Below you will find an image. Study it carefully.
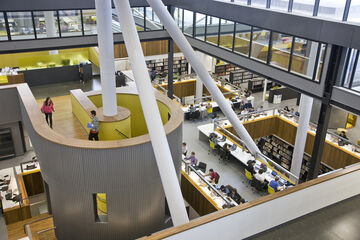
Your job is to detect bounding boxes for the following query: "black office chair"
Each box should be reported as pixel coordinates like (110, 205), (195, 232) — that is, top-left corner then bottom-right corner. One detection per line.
(251, 178), (267, 193)
(196, 162), (207, 173)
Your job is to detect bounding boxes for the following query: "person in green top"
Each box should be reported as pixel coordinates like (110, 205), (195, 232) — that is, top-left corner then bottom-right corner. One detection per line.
(89, 110), (99, 141)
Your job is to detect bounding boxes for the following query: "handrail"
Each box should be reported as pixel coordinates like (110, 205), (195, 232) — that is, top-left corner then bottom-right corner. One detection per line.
(181, 159), (232, 206)
(142, 161), (360, 240)
(114, 129), (129, 139)
(153, 83), (182, 103)
(37, 227), (56, 235)
(23, 215), (53, 234)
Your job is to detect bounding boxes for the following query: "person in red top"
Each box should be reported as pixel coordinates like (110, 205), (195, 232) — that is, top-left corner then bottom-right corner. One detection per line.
(41, 97), (55, 128)
(204, 168), (219, 184)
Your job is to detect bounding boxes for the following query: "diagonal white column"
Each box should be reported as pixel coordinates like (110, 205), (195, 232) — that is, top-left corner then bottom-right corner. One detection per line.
(113, 0), (189, 226)
(95, 0), (118, 116)
(290, 94), (313, 179)
(147, 0), (261, 156)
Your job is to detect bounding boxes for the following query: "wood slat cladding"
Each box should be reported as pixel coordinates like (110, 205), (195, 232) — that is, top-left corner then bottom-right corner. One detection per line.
(222, 116), (360, 170)
(181, 171), (219, 216)
(155, 79), (237, 99)
(114, 40), (181, 58)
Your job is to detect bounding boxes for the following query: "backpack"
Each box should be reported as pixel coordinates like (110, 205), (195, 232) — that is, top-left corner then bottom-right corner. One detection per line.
(215, 172), (220, 184)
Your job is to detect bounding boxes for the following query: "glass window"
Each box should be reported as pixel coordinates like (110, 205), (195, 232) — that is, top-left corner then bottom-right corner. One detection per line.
(82, 10), (97, 35)
(219, 19), (234, 51)
(206, 16), (219, 45)
(33, 11), (59, 38)
(234, 23), (251, 56)
(251, 0), (267, 7)
(145, 7), (163, 31)
(292, 0), (315, 16)
(347, 0), (360, 22)
(111, 9), (121, 33)
(58, 10), (82, 37)
(290, 38), (320, 80)
(7, 12), (35, 40)
(317, 0), (346, 20)
(0, 13), (8, 41)
(195, 13), (206, 41)
(251, 28), (270, 62)
(271, 0), (290, 11)
(270, 32), (293, 70)
(132, 7), (145, 31)
(183, 10), (194, 36)
(343, 49), (358, 88)
(351, 59), (360, 92)
(173, 7), (183, 30)
(94, 193), (108, 222)
(234, 0), (249, 4)
(315, 43), (326, 82)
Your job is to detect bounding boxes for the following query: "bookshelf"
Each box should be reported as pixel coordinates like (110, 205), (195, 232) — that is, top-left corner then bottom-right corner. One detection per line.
(146, 56), (189, 76)
(215, 63), (240, 76)
(257, 135), (334, 182)
(247, 78), (274, 93)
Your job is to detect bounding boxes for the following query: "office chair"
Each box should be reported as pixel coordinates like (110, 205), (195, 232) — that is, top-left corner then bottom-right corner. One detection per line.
(268, 185), (276, 194)
(197, 162), (207, 173)
(208, 140), (218, 156)
(251, 178), (266, 192)
(245, 169), (253, 181)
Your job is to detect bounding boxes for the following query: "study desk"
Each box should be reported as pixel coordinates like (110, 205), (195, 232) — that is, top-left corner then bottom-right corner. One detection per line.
(198, 120), (294, 186)
(181, 161), (237, 216)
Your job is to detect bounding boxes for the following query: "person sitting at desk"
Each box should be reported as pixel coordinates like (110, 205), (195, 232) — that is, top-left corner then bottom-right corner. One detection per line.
(338, 131), (349, 146)
(284, 106), (290, 112)
(223, 143), (231, 161)
(241, 108), (248, 115)
(182, 142), (188, 156)
(218, 185), (230, 196)
(254, 169), (268, 188)
(189, 104), (196, 112)
(184, 152), (197, 166)
(244, 88), (251, 97)
(204, 168), (219, 184)
(228, 188), (242, 204)
(246, 160), (256, 175)
(269, 177), (285, 192)
(257, 105), (264, 113)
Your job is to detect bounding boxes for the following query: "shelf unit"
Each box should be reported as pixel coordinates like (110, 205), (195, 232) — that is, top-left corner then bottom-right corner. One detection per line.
(229, 69), (257, 84)
(256, 135), (334, 182)
(247, 78), (274, 93)
(146, 56), (189, 76)
(215, 63), (240, 76)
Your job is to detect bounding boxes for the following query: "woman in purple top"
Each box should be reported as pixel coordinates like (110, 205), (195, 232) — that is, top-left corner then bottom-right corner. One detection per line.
(185, 152), (198, 166)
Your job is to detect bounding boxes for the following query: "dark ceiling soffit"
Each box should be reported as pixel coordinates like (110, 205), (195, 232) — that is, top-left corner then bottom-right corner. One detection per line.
(331, 87), (360, 115)
(165, 0), (360, 49)
(0, 30), (170, 54)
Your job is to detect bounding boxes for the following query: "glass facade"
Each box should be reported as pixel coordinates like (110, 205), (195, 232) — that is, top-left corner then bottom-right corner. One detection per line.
(183, 10), (194, 36)
(251, 0), (267, 8)
(0, 12), (8, 41)
(145, 7), (163, 31)
(174, 7), (183, 30)
(206, 16), (219, 45)
(219, 19), (234, 51)
(58, 10), (82, 37)
(251, 28), (270, 62)
(195, 13), (206, 41)
(347, 0), (360, 22)
(342, 49), (360, 92)
(270, 0), (289, 11)
(82, 10), (97, 35)
(234, 23), (251, 56)
(33, 11), (59, 38)
(7, 12), (35, 40)
(132, 7), (145, 31)
(270, 32), (293, 70)
(292, 0), (315, 16)
(317, 0), (346, 20)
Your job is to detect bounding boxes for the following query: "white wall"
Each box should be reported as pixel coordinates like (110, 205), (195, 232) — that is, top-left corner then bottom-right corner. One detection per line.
(164, 168), (360, 240)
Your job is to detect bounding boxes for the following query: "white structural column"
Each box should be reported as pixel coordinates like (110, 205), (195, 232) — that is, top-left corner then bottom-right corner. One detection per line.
(262, 79), (268, 102)
(44, 11), (56, 38)
(290, 94), (313, 179)
(95, 0), (118, 116)
(147, 0), (261, 156)
(113, 0), (189, 226)
(195, 52), (204, 102)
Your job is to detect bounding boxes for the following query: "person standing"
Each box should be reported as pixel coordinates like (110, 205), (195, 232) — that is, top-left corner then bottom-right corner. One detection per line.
(184, 152), (197, 166)
(88, 110), (99, 141)
(41, 97), (55, 129)
(182, 142), (188, 156)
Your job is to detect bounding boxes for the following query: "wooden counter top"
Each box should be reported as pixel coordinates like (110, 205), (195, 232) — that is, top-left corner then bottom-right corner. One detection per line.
(1, 83), (183, 149)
